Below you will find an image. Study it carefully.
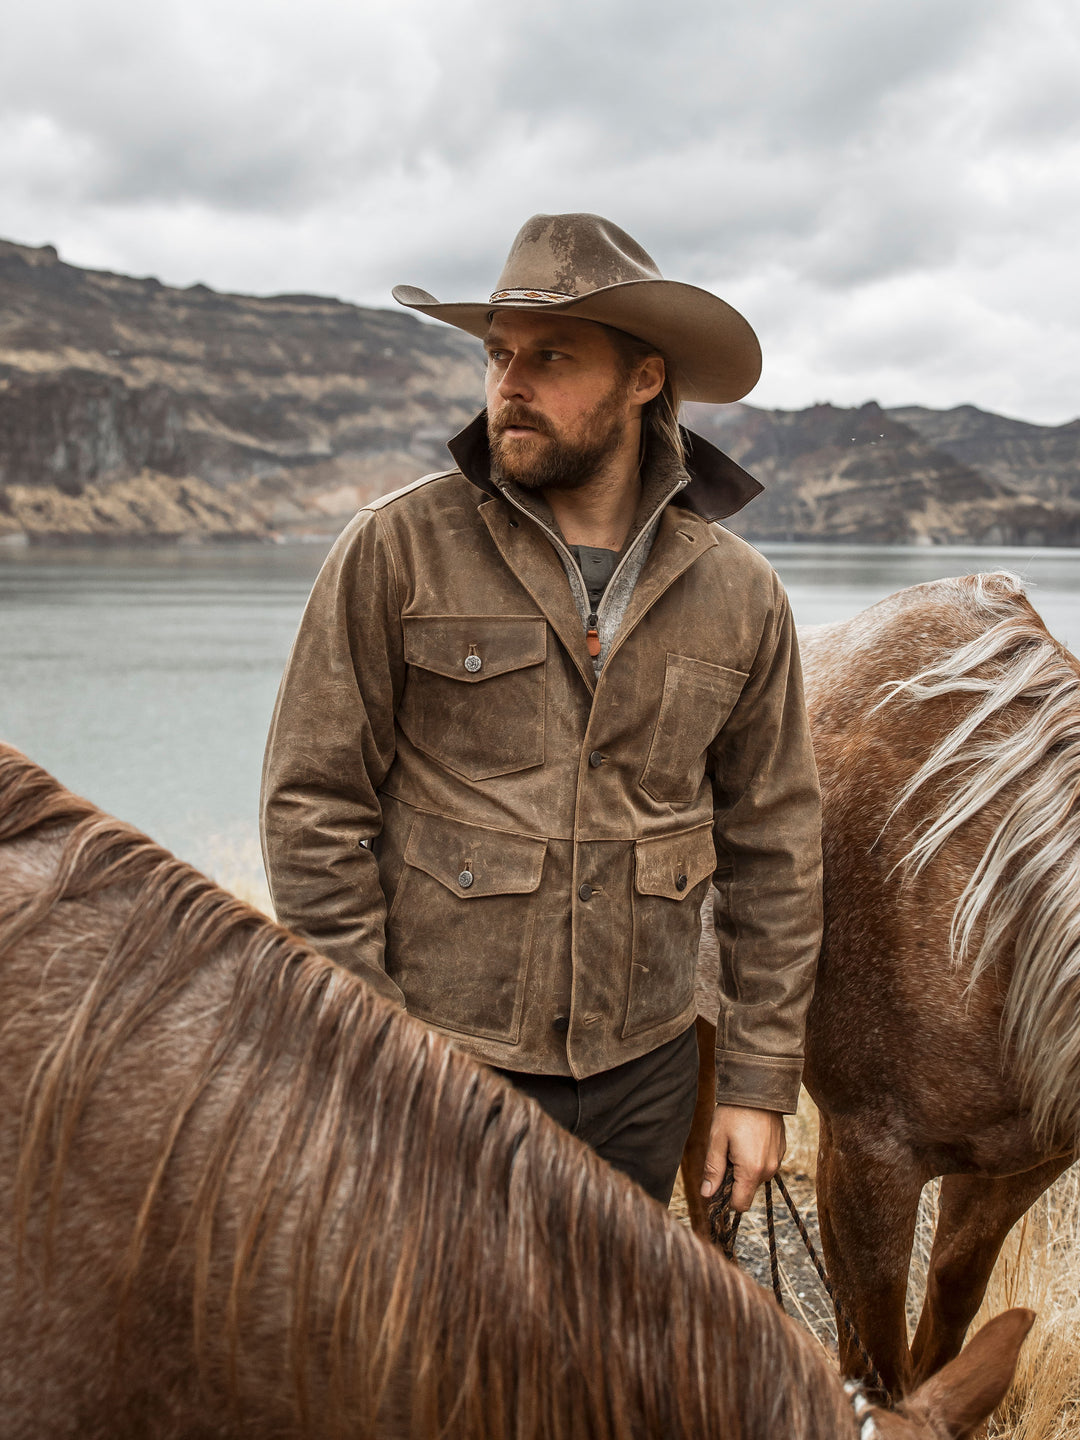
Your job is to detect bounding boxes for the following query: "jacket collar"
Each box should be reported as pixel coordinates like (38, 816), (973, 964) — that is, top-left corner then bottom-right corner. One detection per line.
(445, 410), (763, 523)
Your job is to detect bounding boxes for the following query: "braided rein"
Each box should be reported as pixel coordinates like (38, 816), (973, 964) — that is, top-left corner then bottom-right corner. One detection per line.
(707, 1163), (892, 1421)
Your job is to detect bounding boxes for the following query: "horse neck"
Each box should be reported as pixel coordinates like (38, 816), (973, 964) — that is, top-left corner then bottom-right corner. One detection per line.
(1, 812), (860, 1438)
(181, 997), (861, 1439)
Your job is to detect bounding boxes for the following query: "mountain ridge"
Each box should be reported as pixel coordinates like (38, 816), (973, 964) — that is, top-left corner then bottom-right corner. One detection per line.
(2, 238), (1078, 546)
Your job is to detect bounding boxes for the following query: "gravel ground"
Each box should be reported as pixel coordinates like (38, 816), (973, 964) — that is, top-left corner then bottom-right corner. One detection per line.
(670, 1168), (839, 1357)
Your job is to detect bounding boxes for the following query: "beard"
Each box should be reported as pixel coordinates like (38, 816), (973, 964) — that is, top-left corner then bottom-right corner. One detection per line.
(488, 389), (628, 493)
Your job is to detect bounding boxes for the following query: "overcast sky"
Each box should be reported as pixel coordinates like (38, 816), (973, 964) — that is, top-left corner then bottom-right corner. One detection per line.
(3, 0), (1078, 423)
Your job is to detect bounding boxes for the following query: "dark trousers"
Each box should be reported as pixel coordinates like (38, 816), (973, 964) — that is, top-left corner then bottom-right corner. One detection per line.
(492, 1025), (699, 1205)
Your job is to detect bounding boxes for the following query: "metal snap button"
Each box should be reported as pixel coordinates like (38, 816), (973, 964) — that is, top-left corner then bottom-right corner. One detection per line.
(578, 883), (593, 901)
(464, 654), (482, 673)
(552, 1015), (570, 1033)
(675, 873), (688, 891)
(588, 750), (603, 768)
(458, 869), (474, 888)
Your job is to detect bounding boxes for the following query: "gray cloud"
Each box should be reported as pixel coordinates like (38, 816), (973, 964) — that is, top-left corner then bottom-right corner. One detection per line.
(1, 0), (1077, 422)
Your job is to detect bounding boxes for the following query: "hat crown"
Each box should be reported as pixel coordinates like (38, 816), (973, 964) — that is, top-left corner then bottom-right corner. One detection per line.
(493, 213), (663, 300)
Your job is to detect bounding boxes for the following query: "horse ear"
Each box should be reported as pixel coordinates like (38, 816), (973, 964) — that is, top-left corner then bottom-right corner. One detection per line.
(905, 1308), (1035, 1439)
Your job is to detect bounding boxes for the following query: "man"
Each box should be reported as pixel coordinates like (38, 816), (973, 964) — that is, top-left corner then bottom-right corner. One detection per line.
(260, 213), (821, 1211)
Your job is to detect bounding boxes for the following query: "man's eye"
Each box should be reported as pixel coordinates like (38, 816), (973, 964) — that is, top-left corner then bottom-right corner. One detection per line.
(486, 351), (507, 363)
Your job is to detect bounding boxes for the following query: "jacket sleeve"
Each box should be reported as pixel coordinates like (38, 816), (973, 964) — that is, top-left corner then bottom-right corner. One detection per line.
(260, 508), (407, 1006)
(707, 574), (822, 1113)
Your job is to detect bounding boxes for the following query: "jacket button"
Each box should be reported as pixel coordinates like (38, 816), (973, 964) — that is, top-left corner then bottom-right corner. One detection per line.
(464, 654), (482, 673)
(588, 750), (603, 768)
(552, 1015), (570, 1033)
(458, 869), (474, 888)
(675, 873), (688, 891)
(578, 883), (593, 901)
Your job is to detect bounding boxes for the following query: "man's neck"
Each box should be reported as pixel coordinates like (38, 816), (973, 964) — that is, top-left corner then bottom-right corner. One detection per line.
(542, 433), (643, 551)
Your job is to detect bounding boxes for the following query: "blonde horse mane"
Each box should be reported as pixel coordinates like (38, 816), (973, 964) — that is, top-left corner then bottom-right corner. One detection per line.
(876, 573), (1080, 1142)
(0, 744), (853, 1438)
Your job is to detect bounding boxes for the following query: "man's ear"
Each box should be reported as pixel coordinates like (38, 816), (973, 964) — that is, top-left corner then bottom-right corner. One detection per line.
(631, 354), (665, 406)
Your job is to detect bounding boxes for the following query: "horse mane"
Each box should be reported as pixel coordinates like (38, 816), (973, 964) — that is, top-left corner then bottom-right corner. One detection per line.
(876, 572), (1080, 1142)
(0, 743), (855, 1439)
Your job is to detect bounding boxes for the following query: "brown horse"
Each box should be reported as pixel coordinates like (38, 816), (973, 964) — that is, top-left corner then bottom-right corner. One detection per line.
(685, 571), (1078, 1400)
(0, 741), (1031, 1439)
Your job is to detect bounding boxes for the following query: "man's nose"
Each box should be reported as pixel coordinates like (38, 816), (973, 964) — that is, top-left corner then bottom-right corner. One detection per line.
(495, 355), (533, 401)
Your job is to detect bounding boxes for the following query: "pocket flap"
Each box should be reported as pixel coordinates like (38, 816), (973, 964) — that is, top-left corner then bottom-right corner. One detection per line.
(403, 616), (547, 682)
(634, 824), (716, 901)
(405, 811), (548, 898)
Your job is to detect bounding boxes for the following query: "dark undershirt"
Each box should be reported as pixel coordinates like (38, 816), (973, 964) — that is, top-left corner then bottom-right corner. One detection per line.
(570, 544), (619, 612)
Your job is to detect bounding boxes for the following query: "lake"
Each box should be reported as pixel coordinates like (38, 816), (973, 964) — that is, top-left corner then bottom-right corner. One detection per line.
(2, 541), (1078, 901)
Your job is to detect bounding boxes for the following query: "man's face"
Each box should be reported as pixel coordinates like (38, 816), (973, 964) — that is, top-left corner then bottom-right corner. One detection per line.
(484, 312), (638, 492)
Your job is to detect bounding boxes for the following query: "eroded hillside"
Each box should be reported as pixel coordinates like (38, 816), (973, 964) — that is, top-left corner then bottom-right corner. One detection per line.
(2, 238), (1078, 545)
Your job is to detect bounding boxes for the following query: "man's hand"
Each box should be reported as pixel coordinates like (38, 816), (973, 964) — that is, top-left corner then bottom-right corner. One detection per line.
(700, 1104), (786, 1212)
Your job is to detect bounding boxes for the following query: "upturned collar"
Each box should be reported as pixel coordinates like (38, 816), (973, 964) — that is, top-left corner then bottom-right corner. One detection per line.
(446, 410), (763, 523)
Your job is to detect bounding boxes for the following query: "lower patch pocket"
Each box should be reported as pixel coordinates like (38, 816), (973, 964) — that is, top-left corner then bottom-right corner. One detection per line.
(623, 823), (716, 1039)
(386, 811), (548, 1043)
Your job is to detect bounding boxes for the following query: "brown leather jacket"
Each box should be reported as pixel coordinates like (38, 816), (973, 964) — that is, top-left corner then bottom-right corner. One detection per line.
(261, 417), (822, 1112)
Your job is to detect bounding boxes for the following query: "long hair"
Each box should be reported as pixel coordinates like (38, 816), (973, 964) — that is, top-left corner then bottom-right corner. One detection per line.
(604, 324), (686, 467)
(0, 742), (855, 1439)
(877, 572), (1080, 1142)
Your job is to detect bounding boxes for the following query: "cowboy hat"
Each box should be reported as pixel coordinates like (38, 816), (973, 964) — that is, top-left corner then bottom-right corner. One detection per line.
(393, 213), (762, 405)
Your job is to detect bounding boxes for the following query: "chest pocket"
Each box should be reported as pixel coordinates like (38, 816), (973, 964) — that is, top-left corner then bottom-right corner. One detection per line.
(398, 616), (547, 781)
(640, 653), (748, 804)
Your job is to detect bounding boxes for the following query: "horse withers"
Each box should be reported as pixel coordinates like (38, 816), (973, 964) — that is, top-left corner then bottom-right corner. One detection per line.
(0, 740), (1032, 1438)
(685, 572), (1078, 1401)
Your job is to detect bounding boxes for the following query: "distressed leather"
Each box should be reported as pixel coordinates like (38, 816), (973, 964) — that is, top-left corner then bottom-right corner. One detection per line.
(260, 431), (822, 1111)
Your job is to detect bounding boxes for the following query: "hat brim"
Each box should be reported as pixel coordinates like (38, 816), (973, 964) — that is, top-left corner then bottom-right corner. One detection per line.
(392, 278), (761, 405)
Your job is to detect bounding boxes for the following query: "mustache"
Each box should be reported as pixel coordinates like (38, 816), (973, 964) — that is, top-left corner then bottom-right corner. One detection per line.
(489, 404), (554, 438)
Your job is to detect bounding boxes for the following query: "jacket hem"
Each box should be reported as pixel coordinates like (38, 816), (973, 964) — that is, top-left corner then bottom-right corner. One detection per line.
(419, 1005), (698, 1081)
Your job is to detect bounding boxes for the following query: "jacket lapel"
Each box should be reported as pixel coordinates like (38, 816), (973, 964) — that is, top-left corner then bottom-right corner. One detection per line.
(479, 498), (599, 693)
(600, 507), (718, 674)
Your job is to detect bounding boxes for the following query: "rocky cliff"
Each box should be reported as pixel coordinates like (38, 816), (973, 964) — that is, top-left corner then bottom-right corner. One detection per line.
(0, 238), (483, 542)
(889, 404), (1080, 506)
(2, 237), (1078, 545)
(686, 400), (1080, 546)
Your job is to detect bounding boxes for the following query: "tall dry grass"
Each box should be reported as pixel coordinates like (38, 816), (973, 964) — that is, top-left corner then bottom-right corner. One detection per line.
(934, 1166), (1080, 1439)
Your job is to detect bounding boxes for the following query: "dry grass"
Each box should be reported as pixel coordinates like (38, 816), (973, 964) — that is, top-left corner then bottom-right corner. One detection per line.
(959, 1167), (1080, 1439)
(782, 1084), (822, 1181)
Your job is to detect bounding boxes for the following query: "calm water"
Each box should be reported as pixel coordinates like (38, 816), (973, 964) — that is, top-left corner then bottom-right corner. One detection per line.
(2, 541), (1079, 890)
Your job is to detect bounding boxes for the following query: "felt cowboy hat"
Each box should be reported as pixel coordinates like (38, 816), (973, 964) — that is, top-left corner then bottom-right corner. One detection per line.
(393, 212), (762, 405)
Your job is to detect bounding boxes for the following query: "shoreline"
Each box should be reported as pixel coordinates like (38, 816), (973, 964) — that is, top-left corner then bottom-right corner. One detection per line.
(5, 531), (1080, 557)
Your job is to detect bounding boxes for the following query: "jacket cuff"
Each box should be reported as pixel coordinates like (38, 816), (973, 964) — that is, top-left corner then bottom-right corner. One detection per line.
(714, 1049), (804, 1114)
